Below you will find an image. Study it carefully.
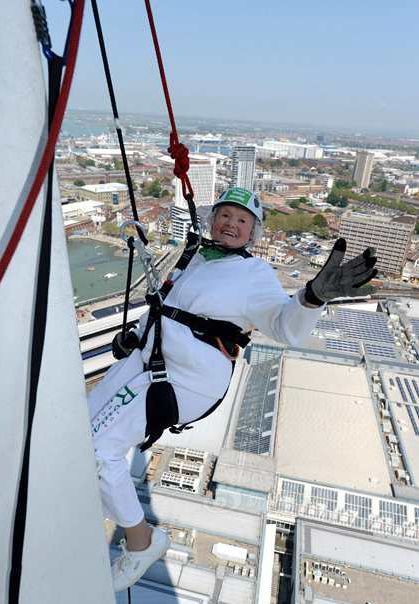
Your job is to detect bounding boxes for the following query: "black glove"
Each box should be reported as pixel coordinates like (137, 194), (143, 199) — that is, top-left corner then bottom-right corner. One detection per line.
(112, 330), (140, 360)
(304, 238), (377, 306)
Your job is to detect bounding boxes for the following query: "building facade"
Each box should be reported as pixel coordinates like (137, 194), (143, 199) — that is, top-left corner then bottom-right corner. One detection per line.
(261, 140), (323, 160)
(339, 211), (415, 274)
(353, 151), (374, 189)
(231, 146), (256, 190)
(170, 206), (192, 241)
(175, 154), (216, 209)
(78, 182), (128, 206)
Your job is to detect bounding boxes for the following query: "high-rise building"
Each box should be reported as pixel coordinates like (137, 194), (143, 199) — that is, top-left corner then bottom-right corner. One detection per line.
(175, 154), (216, 209)
(231, 146), (256, 190)
(170, 206), (192, 241)
(353, 151), (374, 189)
(339, 211), (415, 275)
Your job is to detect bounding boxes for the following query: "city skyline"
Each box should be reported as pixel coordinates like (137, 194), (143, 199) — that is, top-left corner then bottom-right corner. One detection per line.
(44, 0), (419, 136)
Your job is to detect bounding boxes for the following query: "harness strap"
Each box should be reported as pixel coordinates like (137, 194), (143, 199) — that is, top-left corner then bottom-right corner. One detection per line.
(160, 305), (251, 348)
(169, 362), (236, 435)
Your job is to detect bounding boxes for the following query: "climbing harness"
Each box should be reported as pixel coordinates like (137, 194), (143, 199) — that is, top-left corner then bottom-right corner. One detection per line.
(7, 3), (85, 603)
(133, 230), (252, 452)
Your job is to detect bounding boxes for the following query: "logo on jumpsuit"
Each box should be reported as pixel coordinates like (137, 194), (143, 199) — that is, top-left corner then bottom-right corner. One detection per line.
(91, 385), (137, 435)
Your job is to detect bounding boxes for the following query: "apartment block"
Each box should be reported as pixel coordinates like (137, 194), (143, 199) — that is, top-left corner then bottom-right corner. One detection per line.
(175, 154), (216, 209)
(353, 151), (374, 189)
(339, 211), (415, 275)
(231, 146), (256, 190)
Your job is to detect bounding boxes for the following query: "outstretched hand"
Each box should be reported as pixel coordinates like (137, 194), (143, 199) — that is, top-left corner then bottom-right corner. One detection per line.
(304, 238), (378, 306)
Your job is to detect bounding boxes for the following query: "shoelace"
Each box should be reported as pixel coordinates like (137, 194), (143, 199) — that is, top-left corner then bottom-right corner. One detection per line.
(116, 538), (131, 571)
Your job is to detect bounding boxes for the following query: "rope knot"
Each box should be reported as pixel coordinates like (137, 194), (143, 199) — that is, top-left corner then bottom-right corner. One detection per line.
(168, 133), (189, 179)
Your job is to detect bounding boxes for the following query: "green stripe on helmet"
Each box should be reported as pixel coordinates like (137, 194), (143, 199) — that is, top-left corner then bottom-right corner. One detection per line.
(221, 187), (253, 206)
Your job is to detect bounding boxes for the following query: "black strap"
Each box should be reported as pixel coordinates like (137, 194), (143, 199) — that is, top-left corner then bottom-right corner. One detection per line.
(121, 236), (135, 339)
(90, 0), (147, 245)
(140, 379), (179, 452)
(170, 362), (236, 435)
(161, 305), (251, 348)
(8, 54), (63, 604)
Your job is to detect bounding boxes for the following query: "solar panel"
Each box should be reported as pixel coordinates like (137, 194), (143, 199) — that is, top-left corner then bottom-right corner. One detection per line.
(404, 378), (417, 404)
(233, 359), (278, 455)
(395, 376), (408, 402)
(406, 405), (419, 436)
(410, 319), (419, 339)
(314, 308), (399, 360)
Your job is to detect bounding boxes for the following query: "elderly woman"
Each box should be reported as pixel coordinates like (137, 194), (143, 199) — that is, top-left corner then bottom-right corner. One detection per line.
(88, 187), (377, 591)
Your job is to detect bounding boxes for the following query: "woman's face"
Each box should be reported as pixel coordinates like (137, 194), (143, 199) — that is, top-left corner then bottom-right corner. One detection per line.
(211, 204), (255, 248)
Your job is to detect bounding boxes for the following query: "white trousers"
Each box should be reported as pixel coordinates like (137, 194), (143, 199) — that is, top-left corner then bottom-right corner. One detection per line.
(88, 350), (215, 527)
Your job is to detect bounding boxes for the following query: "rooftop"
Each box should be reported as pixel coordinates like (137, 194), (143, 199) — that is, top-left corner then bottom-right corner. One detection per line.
(81, 182), (128, 193)
(274, 355), (392, 495)
(380, 368), (419, 486)
(296, 519), (419, 604)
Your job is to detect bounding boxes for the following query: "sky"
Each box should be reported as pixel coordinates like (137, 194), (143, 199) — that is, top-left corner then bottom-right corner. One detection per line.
(44, 0), (419, 135)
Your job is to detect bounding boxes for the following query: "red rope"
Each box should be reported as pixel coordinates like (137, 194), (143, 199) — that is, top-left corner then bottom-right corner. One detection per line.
(0, 0), (85, 282)
(143, 0), (195, 205)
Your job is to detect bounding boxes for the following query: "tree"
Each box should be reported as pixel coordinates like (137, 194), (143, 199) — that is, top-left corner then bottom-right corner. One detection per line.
(73, 179), (86, 187)
(142, 179), (162, 198)
(335, 179), (352, 189)
(327, 190), (348, 208)
(289, 199), (301, 209)
(371, 179), (388, 193)
(76, 157), (95, 168)
(102, 222), (120, 237)
(313, 214), (327, 228)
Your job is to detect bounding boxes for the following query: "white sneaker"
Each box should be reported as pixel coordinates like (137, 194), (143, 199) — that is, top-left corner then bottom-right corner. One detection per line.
(112, 527), (170, 592)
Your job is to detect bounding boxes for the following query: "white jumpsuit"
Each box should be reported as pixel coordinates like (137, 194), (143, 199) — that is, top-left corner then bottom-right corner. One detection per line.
(88, 252), (324, 526)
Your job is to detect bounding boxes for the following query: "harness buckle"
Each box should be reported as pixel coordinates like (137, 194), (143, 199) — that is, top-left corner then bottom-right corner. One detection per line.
(149, 369), (169, 383)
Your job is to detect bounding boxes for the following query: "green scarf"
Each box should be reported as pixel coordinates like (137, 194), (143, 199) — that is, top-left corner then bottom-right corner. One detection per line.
(199, 246), (228, 261)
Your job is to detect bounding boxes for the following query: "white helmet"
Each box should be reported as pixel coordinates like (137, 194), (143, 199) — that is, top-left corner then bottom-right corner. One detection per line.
(213, 187), (263, 223)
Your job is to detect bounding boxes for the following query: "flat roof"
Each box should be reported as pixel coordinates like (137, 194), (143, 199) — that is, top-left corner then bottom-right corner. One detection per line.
(380, 369), (419, 486)
(62, 200), (104, 213)
(213, 449), (275, 493)
(82, 182), (128, 192)
(297, 519), (419, 580)
(275, 356), (392, 495)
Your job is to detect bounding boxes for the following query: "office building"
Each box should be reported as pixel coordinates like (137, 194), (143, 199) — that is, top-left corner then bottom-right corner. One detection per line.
(175, 154), (216, 209)
(231, 146), (256, 190)
(353, 150), (374, 188)
(261, 140), (323, 160)
(339, 211), (415, 275)
(170, 205), (192, 241)
(77, 182), (128, 206)
(292, 519), (419, 604)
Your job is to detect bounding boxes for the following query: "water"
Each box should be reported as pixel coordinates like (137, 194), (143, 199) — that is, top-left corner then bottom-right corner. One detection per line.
(67, 239), (143, 304)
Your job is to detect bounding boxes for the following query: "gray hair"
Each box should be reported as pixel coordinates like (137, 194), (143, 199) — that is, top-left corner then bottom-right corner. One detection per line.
(206, 206), (264, 247)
